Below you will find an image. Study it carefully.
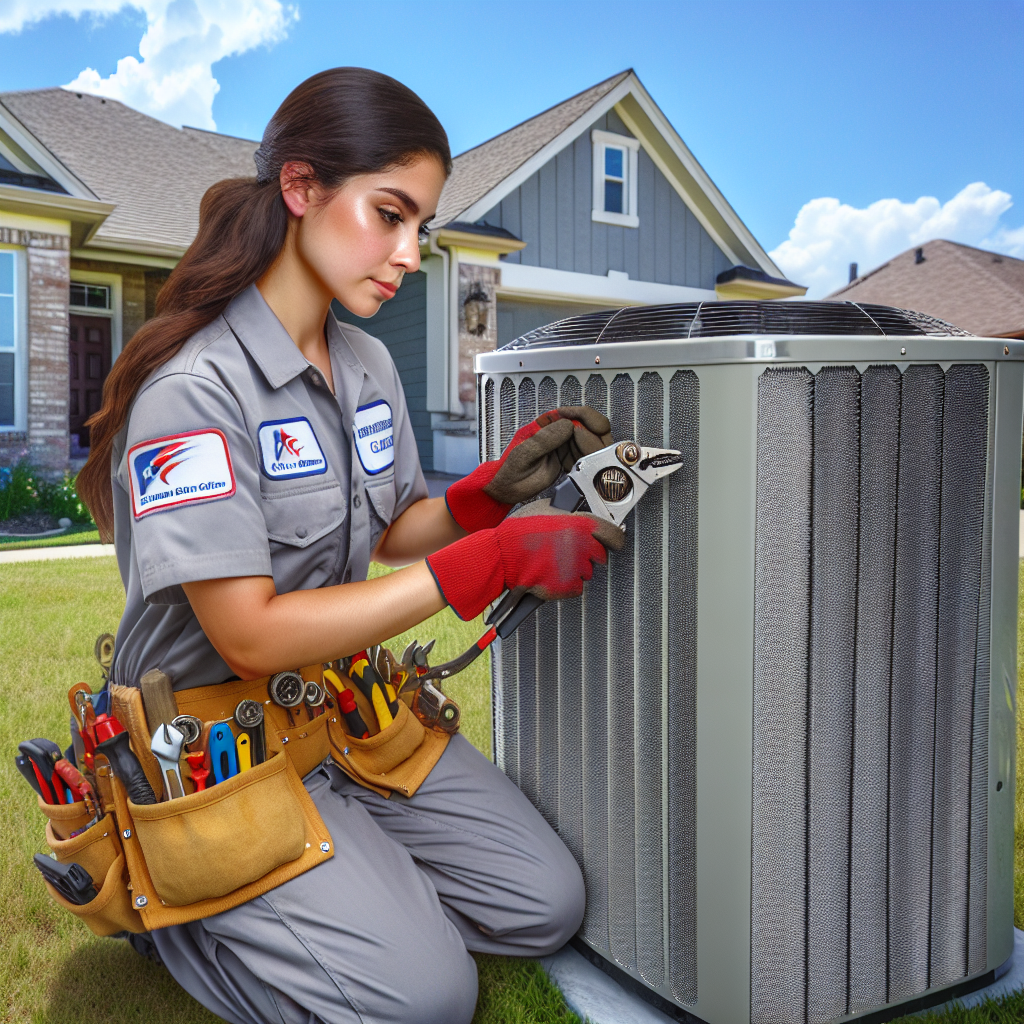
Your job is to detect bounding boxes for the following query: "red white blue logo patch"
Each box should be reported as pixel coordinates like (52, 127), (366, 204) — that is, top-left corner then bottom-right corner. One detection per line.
(128, 429), (235, 518)
(352, 400), (394, 475)
(257, 417), (327, 480)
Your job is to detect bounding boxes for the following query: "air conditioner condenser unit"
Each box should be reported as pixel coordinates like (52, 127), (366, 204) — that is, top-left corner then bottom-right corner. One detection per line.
(476, 301), (1022, 1024)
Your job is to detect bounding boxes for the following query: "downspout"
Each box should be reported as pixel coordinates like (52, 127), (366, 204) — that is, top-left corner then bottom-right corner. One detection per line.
(427, 231), (461, 417)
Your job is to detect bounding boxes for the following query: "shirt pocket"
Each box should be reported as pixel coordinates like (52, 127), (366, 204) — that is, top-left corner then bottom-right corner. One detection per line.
(366, 475), (397, 553)
(261, 480), (347, 548)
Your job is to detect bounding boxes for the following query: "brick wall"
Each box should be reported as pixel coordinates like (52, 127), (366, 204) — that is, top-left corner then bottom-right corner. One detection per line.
(0, 228), (70, 474)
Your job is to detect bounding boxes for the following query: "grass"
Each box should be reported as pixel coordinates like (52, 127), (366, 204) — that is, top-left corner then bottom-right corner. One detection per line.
(0, 526), (101, 551)
(0, 556), (572, 1024)
(2, 556), (1023, 1024)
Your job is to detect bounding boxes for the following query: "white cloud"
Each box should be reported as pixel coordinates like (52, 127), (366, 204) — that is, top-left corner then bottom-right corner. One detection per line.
(770, 182), (1022, 298)
(0, 0), (296, 130)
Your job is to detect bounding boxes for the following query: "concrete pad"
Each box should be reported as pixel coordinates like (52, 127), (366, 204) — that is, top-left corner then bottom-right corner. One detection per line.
(0, 543), (115, 564)
(920, 927), (1024, 1015)
(540, 945), (677, 1024)
(542, 929), (1024, 1024)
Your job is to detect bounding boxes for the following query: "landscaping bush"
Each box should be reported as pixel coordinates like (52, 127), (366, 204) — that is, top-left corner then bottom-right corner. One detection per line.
(0, 460), (93, 525)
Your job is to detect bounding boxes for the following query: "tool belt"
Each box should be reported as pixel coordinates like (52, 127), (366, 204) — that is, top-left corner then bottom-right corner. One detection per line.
(36, 660), (454, 935)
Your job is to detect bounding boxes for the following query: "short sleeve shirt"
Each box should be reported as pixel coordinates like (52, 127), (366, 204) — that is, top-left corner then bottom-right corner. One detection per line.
(109, 284), (427, 691)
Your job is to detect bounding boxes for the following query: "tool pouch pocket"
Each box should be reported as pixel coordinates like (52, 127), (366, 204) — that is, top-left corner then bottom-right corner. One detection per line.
(128, 750), (305, 907)
(37, 793), (94, 841)
(276, 710), (330, 781)
(44, 852), (144, 936)
(329, 701), (449, 799)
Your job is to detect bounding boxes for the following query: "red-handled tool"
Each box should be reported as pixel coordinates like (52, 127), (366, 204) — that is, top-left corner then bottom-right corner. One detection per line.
(186, 751), (209, 793)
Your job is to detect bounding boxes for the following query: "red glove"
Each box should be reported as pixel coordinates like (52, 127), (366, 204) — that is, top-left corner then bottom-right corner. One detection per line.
(445, 406), (613, 533)
(427, 499), (625, 620)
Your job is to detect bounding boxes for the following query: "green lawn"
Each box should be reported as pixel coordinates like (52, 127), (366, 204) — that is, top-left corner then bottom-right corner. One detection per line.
(1, 556), (1022, 1024)
(0, 525), (101, 550)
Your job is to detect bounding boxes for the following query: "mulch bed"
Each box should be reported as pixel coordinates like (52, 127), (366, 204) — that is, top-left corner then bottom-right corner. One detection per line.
(0, 512), (63, 535)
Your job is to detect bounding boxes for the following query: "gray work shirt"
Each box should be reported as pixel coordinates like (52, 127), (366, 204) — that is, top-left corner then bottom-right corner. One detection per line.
(109, 284), (427, 691)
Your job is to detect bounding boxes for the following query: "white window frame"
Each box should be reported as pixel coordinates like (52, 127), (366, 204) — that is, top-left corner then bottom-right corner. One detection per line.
(0, 245), (27, 433)
(69, 269), (122, 360)
(592, 129), (640, 228)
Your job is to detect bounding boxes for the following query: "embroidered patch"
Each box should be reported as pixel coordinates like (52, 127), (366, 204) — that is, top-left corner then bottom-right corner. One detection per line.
(352, 400), (394, 475)
(257, 417), (328, 480)
(128, 429), (235, 518)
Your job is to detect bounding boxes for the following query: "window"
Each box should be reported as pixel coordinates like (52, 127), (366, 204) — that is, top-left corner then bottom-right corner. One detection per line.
(0, 249), (23, 429)
(69, 282), (111, 310)
(592, 129), (640, 228)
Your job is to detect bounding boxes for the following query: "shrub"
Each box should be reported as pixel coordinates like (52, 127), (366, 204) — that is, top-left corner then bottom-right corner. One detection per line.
(0, 460), (94, 525)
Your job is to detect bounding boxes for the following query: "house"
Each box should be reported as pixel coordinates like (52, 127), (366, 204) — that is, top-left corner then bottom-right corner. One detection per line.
(0, 87), (256, 473)
(334, 69), (804, 473)
(828, 239), (1024, 340)
(0, 71), (802, 477)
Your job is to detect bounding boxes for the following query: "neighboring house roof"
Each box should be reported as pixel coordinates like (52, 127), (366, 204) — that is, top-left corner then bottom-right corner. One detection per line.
(433, 71), (630, 227)
(0, 88), (257, 258)
(827, 239), (1024, 338)
(433, 69), (782, 279)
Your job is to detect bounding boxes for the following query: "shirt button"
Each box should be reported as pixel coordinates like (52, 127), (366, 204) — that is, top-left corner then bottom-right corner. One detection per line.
(353, 494), (362, 508)
(309, 372), (321, 387)
(296, 526), (308, 538)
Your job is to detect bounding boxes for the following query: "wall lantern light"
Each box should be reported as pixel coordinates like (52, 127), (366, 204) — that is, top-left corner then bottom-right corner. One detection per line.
(464, 284), (489, 336)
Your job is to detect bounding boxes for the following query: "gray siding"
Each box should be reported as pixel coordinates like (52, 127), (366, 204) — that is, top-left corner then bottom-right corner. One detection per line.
(332, 270), (432, 470)
(498, 298), (614, 348)
(483, 110), (732, 290)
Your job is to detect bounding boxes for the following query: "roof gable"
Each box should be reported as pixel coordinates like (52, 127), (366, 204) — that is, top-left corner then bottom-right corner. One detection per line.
(434, 70), (780, 277)
(827, 239), (1024, 338)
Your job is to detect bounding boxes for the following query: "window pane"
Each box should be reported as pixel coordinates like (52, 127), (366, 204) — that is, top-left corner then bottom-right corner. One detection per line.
(70, 282), (86, 307)
(0, 295), (14, 347)
(0, 251), (13, 295)
(604, 146), (623, 178)
(0, 351), (13, 425)
(604, 179), (624, 214)
(87, 284), (110, 309)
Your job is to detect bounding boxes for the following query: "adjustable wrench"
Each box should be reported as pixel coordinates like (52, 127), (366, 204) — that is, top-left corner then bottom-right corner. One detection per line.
(150, 722), (186, 800)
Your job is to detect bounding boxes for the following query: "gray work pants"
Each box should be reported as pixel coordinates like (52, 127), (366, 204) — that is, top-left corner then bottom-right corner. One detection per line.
(150, 736), (585, 1024)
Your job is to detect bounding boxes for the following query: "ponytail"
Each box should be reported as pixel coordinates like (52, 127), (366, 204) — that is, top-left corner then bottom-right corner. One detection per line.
(78, 68), (451, 539)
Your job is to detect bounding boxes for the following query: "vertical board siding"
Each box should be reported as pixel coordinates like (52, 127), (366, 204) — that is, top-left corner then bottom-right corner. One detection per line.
(752, 364), (990, 1023)
(331, 271), (431, 467)
(485, 112), (728, 288)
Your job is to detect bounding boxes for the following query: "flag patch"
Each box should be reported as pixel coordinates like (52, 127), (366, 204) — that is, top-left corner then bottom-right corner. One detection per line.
(257, 417), (328, 480)
(128, 429), (235, 518)
(353, 400), (394, 475)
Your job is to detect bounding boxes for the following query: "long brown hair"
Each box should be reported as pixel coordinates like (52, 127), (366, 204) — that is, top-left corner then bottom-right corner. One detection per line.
(79, 68), (451, 539)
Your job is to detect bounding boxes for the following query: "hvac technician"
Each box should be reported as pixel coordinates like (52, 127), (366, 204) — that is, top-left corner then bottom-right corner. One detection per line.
(76, 68), (621, 1024)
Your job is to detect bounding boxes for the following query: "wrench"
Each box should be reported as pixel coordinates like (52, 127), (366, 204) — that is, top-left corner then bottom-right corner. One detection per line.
(150, 722), (186, 800)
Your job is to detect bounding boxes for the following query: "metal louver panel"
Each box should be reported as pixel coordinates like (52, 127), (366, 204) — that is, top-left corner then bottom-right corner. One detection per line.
(487, 367), (700, 1006)
(751, 363), (990, 1023)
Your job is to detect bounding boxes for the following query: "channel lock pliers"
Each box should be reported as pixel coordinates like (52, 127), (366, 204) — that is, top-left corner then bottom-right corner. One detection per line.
(420, 439), (684, 683)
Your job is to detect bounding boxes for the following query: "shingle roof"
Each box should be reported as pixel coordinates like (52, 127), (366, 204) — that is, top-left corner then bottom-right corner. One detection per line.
(432, 70), (631, 227)
(0, 88), (257, 255)
(827, 239), (1024, 338)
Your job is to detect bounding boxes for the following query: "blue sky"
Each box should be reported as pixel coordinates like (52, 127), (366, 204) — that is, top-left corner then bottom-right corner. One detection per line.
(0, 0), (1021, 295)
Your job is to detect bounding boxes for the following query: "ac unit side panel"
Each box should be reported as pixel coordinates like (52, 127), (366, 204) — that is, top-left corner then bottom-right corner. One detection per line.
(987, 360), (1024, 972)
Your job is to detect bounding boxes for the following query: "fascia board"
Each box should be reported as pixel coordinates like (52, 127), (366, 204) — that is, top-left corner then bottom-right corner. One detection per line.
(614, 84), (782, 276)
(455, 76), (636, 226)
(0, 183), (113, 224)
(83, 232), (188, 259)
(0, 104), (98, 201)
(497, 261), (715, 306)
(70, 247), (178, 269)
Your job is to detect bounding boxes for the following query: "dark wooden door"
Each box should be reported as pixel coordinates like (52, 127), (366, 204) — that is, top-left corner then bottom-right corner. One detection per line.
(69, 314), (111, 448)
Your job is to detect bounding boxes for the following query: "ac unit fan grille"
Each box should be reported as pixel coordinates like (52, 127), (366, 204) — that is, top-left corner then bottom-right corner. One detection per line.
(502, 301), (973, 350)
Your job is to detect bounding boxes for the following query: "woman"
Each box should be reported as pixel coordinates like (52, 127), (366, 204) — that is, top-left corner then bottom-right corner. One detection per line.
(78, 68), (620, 1024)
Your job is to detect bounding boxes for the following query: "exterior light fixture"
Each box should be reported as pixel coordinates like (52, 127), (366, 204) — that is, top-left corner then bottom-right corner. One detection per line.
(463, 284), (489, 336)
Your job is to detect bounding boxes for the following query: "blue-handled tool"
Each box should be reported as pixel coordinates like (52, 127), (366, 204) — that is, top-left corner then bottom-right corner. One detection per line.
(208, 722), (238, 784)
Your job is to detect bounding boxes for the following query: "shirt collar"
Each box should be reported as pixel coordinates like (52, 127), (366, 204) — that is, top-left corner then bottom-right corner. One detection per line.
(222, 284), (312, 390)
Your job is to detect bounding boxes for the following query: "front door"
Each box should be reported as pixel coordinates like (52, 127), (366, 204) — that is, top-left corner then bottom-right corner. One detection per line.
(69, 314), (111, 448)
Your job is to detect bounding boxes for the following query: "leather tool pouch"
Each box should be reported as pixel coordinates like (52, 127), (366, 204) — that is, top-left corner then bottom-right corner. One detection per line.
(39, 668), (334, 932)
(327, 672), (450, 799)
